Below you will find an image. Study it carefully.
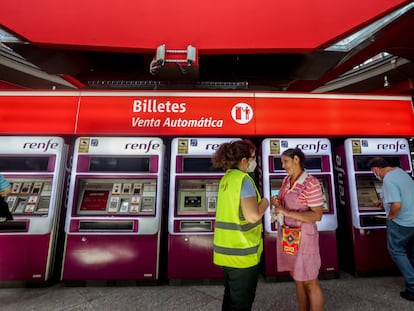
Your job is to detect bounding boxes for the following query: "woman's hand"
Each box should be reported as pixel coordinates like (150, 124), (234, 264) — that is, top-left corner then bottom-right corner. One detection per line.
(270, 196), (281, 208)
(274, 206), (288, 217)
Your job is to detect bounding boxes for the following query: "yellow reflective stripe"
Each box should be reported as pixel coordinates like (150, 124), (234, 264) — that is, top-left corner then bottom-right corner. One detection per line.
(215, 220), (261, 231)
(213, 244), (260, 256)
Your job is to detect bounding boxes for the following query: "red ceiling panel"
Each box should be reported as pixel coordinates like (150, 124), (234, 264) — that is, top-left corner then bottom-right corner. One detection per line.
(0, 0), (409, 53)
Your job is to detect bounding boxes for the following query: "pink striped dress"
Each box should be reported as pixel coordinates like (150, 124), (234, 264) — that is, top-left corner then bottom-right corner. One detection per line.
(276, 171), (324, 281)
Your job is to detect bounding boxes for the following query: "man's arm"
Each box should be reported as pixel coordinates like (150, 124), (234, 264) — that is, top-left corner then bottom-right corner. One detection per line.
(388, 202), (402, 220)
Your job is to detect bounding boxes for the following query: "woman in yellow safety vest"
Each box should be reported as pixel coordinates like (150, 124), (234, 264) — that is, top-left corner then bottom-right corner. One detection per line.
(212, 139), (269, 311)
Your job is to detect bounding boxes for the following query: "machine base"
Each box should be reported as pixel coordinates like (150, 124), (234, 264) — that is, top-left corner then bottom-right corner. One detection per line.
(0, 234), (52, 282)
(350, 228), (396, 275)
(62, 233), (160, 281)
(168, 234), (223, 281)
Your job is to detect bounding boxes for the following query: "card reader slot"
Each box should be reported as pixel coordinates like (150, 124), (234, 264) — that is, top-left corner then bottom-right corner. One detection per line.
(78, 220), (134, 231)
(180, 220), (212, 232)
(0, 221), (28, 232)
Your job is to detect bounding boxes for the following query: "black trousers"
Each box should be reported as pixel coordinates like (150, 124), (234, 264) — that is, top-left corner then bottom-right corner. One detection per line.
(0, 196), (13, 220)
(222, 264), (260, 311)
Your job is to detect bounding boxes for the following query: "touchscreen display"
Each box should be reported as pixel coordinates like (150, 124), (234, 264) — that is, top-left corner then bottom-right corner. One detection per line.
(80, 191), (109, 211)
(356, 176), (382, 211)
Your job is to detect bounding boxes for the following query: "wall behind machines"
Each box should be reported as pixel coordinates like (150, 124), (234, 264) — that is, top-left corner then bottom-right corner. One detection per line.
(1, 91), (413, 284)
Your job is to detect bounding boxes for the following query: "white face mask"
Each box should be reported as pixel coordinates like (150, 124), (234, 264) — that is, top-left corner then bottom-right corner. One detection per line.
(247, 159), (257, 172)
(372, 168), (382, 181)
(374, 173), (382, 181)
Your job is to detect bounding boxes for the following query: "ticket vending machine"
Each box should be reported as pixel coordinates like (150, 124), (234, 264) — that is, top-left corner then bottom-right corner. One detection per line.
(0, 136), (67, 283)
(61, 137), (165, 282)
(334, 138), (412, 275)
(261, 138), (338, 279)
(168, 137), (239, 282)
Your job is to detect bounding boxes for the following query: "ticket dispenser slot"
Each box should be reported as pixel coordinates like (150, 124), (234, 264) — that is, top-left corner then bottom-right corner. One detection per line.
(78, 220), (134, 231)
(179, 220), (213, 232)
(0, 221), (28, 232)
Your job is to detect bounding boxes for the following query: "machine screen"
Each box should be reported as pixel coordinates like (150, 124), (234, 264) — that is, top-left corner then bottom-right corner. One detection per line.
(0, 156), (50, 172)
(356, 176), (382, 211)
(89, 157), (150, 172)
(305, 157), (323, 171)
(319, 177), (331, 212)
(354, 155), (401, 171)
(182, 157), (223, 173)
(80, 191), (109, 211)
(270, 178), (283, 197)
(177, 179), (219, 215)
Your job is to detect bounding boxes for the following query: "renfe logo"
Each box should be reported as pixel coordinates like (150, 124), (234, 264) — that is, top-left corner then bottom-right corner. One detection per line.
(334, 154), (346, 206)
(23, 139), (59, 152)
(376, 140), (407, 152)
(296, 140), (328, 153)
(125, 140), (161, 153)
(205, 143), (220, 151)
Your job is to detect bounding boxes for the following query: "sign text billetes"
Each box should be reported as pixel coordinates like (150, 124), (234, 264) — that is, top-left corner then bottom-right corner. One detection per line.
(76, 96), (255, 135)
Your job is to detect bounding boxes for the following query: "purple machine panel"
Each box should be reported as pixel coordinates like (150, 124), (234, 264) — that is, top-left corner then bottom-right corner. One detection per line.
(261, 138), (339, 280)
(333, 138), (412, 275)
(167, 137), (240, 282)
(61, 137), (164, 282)
(0, 136), (67, 284)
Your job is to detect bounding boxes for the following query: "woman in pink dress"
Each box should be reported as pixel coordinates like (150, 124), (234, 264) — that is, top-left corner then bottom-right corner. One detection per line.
(271, 148), (325, 311)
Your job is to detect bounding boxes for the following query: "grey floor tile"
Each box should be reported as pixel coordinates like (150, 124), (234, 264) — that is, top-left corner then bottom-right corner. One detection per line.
(1, 273), (414, 310)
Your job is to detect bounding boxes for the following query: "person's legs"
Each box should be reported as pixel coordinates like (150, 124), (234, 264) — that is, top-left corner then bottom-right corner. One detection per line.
(293, 280), (309, 311)
(222, 267), (231, 311)
(303, 279), (324, 311)
(408, 235), (414, 268)
(222, 265), (259, 311)
(387, 220), (414, 292)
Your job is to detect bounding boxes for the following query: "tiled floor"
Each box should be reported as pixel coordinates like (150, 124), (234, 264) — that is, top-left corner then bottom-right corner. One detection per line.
(0, 272), (413, 311)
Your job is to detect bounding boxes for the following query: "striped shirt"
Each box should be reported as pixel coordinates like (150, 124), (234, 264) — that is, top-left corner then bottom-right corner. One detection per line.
(279, 171), (324, 208)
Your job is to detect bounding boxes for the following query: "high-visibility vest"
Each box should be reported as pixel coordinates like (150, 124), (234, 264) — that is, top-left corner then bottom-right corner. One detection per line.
(213, 169), (263, 268)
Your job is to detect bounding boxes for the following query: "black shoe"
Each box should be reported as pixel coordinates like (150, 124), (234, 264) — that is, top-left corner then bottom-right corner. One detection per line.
(400, 289), (414, 301)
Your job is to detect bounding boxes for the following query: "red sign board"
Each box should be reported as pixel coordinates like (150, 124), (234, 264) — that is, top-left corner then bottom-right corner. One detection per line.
(0, 92), (79, 135)
(1, 91), (413, 136)
(76, 92), (256, 135)
(254, 94), (414, 136)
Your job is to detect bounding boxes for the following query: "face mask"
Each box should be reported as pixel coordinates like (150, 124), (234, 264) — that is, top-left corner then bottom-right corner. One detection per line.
(247, 159), (257, 172)
(374, 173), (382, 181)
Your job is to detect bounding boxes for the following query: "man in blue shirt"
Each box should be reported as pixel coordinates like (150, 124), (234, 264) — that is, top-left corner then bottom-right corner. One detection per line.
(368, 157), (414, 302)
(0, 174), (12, 221)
